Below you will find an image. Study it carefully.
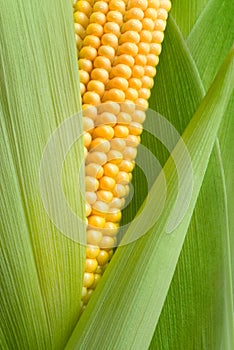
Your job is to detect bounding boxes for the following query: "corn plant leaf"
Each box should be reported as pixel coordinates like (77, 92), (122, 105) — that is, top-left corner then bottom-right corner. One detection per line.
(0, 1), (86, 348)
(65, 36), (234, 350)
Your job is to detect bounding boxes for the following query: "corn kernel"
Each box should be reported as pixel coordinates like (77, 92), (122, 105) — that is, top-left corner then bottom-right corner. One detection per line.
(103, 163), (119, 177)
(85, 176), (99, 191)
(110, 64), (132, 79)
(123, 146), (138, 160)
(114, 125), (129, 138)
(94, 56), (112, 71)
(124, 8), (144, 21)
(129, 77), (142, 90)
(85, 191), (97, 205)
(86, 151), (107, 165)
(116, 171), (130, 185)
(85, 258), (98, 273)
(141, 75), (154, 89)
(84, 132), (92, 147)
(119, 31), (140, 44)
(97, 250), (110, 265)
(92, 125), (115, 140)
(142, 18), (155, 31)
(83, 35), (101, 49)
(101, 34), (119, 49)
(107, 77), (129, 91)
(125, 87), (138, 101)
(98, 46), (116, 61)
(104, 22), (121, 36)
(88, 215), (106, 228)
(99, 236), (116, 248)
(99, 176), (116, 191)
(87, 80), (105, 97)
(83, 272), (95, 287)
(127, 0), (148, 10)
(92, 201), (109, 216)
(92, 273), (101, 288)
(86, 245), (100, 258)
(117, 112), (132, 125)
(86, 23), (104, 37)
(106, 11), (123, 25)
(83, 91), (101, 105)
(103, 89), (126, 103)
(74, 12), (89, 27)
(107, 150), (123, 164)
(113, 54), (135, 67)
(79, 70), (90, 85)
(106, 208), (122, 222)
(90, 12), (106, 25)
(74, 1), (92, 15)
(90, 138), (111, 153)
(86, 203), (92, 217)
(93, 1), (109, 14)
(109, 0), (126, 13)
(91, 68), (109, 83)
(96, 190), (114, 203)
(86, 163), (104, 179)
(79, 47), (97, 60)
(102, 221), (119, 235)
(119, 159), (135, 172)
(79, 58), (93, 72)
(110, 138), (126, 151)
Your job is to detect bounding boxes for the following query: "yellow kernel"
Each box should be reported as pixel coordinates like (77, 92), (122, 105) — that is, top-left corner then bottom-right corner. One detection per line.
(85, 176), (99, 191)
(109, 197), (125, 209)
(98, 45), (116, 61)
(148, 0), (160, 8)
(99, 176), (116, 191)
(85, 191), (97, 205)
(103, 163), (119, 178)
(96, 190), (114, 203)
(144, 65), (156, 77)
(113, 54), (135, 67)
(79, 70), (90, 84)
(104, 22), (121, 36)
(109, 0), (125, 13)
(117, 43), (138, 56)
(86, 163), (104, 179)
(103, 89), (126, 103)
(93, 1), (109, 13)
(74, 12), (89, 27)
(125, 87), (138, 101)
(154, 19), (167, 32)
(102, 222), (119, 235)
(107, 77), (129, 91)
(147, 53), (159, 66)
(87, 80), (105, 97)
(92, 125), (115, 140)
(98, 102), (121, 115)
(90, 138), (111, 153)
(83, 91), (101, 105)
(82, 105), (97, 120)
(116, 171), (130, 185)
(81, 286), (87, 299)
(113, 183), (127, 197)
(138, 42), (150, 55)
(141, 76), (154, 89)
(95, 265), (103, 274)
(94, 56), (112, 71)
(95, 112), (117, 127)
(110, 138), (126, 151)
(114, 125), (129, 138)
(138, 88), (151, 99)
(128, 121), (143, 136)
(123, 146), (138, 160)
(157, 8), (169, 20)
(97, 250), (109, 265)
(83, 116), (94, 132)
(140, 30), (153, 43)
(124, 8), (144, 21)
(101, 33), (119, 49)
(85, 258), (98, 273)
(135, 98), (149, 110)
(142, 18), (155, 31)
(128, 78), (141, 90)
(83, 272), (94, 287)
(86, 23), (104, 37)
(127, 0), (148, 10)
(134, 54), (147, 66)
(150, 43), (162, 56)
(87, 230), (103, 245)
(86, 202), (92, 217)
(144, 8), (158, 20)
(74, 1), (92, 15)
(107, 150), (123, 164)
(117, 112), (132, 125)
(91, 68), (109, 83)
(160, 0), (172, 11)
(107, 11), (123, 25)
(120, 100), (136, 113)
(86, 245), (100, 258)
(132, 65), (145, 78)
(83, 289), (94, 304)
(152, 31), (164, 43)
(99, 236), (116, 248)
(83, 35), (101, 49)
(126, 134), (140, 147)
(106, 208), (122, 222)
(90, 11), (106, 25)
(75, 34), (82, 50)
(86, 151), (107, 165)
(84, 132), (92, 148)
(92, 201), (109, 216)
(92, 273), (102, 288)
(88, 215), (106, 228)
(80, 82), (86, 95)
(119, 31), (140, 44)
(74, 23), (86, 39)
(79, 47), (97, 60)
(132, 109), (146, 123)
(122, 19), (142, 32)
(119, 160), (135, 172)
(79, 59), (93, 73)
(84, 146), (88, 158)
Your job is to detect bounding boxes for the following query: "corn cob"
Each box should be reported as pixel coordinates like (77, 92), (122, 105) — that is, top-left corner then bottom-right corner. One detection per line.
(73, 0), (171, 309)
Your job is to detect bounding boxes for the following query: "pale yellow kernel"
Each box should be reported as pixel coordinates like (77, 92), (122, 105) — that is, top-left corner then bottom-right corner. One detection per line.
(109, 0), (125, 13)
(83, 91), (101, 105)
(102, 221), (119, 235)
(82, 105), (97, 120)
(120, 100), (136, 113)
(116, 171), (130, 185)
(76, 35), (82, 50)
(94, 56), (112, 71)
(101, 33), (119, 49)
(160, 0), (171, 11)
(85, 191), (97, 205)
(85, 176), (99, 191)
(79, 59), (93, 73)
(87, 229), (103, 245)
(83, 289), (94, 304)
(113, 54), (135, 67)
(92, 201), (109, 216)
(109, 197), (125, 209)
(107, 77), (128, 91)
(74, 23), (86, 39)
(123, 146), (138, 160)
(86, 163), (104, 179)
(95, 265), (103, 274)
(91, 68), (109, 83)
(157, 8), (168, 20)
(106, 208), (122, 222)
(86, 245), (100, 258)
(134, 54), (147, 66)
(74, 12), (89, 27)
(86, 202), (92, 217)
(84, 146), (88, 158)
(92, 273), (101, 288)
(88, 215), (106, 228)
(79, 70), (90, 84)
(110, 138), (126, 151)
(138, 88), (151, 100)
(117, 43), (138, 56)
(93, 1), (109, 14)
(102, 89), (126, 103)
(83, 35), (101, 49)
(97, 250), (109, 265)
(86, 23), (104, 37)
(99, 236), (116, 248)
(138, 42), (150, 55)
(81, 286), (87, 299)
(86, 151), (107, 165)
(80, 82), (86, 96)
(152, 31), (164, 43)
(119, 31), (140, 44)
(154, 19), (167, 31)
(127, 0), (148, 10)
(119, 159), (135, 172)
(114, 125), (129, 138)
(129, 77), (142, 90)
(148, 0), (160, 8)
(150, 43), (162, 56)
(87, 80), (105, 97)
(135, 98), (149, 110)
(107, 150), (123, 164)
(147, 53), (159, 66)
(132, 65), (145, 78)
(104, 22), (121, 37)
(98, 102), (121, 115)
(113, 183), (127, 197)
(85, 258), (98, 273)
(92, 125), (115, 140)
(83, 116), (94, 132)
(83, 272), (94, 287)
(132, 109), (146, 123)
(125, 87), (138, 101)
(142, 18), (155, 31)
(83, 132), (92, 148)
(95, 112), (117, 127)
(98, 45), (116, 61)
(141, 76), (154, 89)
(144, 8), (157, 20)
(144, 65), (156, 77)
(90, 11), (106, 25)
(140, 30), (153, 43)
(90, 138), (111, 153)
(122, 19), (142, 32)
(103, 163), (119, 178)
(79, 47), (97, 60)
(129, 173), (133, 181)
(124, 8), (144, 21)
(117, 112), (132, 125)
(107, 11), (123, 25)
(74, 1), (92, 15)
(128, 121), (143, 136)
(125, 134), (140, 147)
(96, 190), (114, 203)
(99, 176), (116, 191)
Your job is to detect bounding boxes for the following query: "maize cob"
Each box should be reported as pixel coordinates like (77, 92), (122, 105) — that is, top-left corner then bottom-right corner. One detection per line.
(73, 0), (171, 309)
